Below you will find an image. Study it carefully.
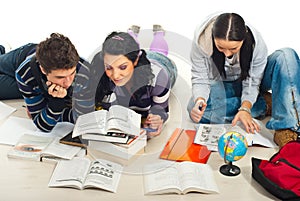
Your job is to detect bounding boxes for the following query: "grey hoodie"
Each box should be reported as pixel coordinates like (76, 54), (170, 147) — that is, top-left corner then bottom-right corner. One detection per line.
(190, 12), (268, 105)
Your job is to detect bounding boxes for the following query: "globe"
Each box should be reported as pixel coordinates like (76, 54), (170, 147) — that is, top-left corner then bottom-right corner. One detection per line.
(218, 131), (248, 162)
(218, 131), (248, 176)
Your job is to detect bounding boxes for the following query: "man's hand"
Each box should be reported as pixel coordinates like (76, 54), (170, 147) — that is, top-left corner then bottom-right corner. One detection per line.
(46, 81), (67, 98)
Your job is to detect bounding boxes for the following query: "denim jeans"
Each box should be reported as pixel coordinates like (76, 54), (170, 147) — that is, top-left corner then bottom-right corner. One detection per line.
(146, 51), (177, 88)
(187, 48), (300, 132)
(0, 43), (36, 99)
(262, 48), (300, 132)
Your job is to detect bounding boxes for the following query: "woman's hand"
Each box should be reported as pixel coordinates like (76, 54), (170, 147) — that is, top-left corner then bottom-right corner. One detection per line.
(232, 111), (260, 134)
(46, 81), (67, 98)
(190, 99), (207, 123)
(143, 114), (163, 138)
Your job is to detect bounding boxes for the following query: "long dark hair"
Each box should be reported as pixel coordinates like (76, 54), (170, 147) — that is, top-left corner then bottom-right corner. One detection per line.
(211, 13), (255, 80)
(93, 31), (154, 107)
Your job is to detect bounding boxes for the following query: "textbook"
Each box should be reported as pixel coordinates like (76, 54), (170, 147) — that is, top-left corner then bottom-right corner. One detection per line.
(143, 161), (219, 195)
(194, 120), (276, 151)
(160, 128), (211, 164)
(72, 105), (141, 142)
(88, 130), (147, 160)
(48, 157), (123, 193)
(7, 134), (83, 161)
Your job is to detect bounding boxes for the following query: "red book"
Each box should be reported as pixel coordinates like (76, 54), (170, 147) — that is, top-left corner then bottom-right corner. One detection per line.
(160, 128), (211, 164)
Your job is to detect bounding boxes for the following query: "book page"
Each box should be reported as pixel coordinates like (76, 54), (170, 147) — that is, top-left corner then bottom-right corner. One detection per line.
(178, 161), (219, 194)
(143, 161), (181, 195)
(84, 158), (123, 193)
(48, 157), (91, 189)
(7, 134), (53, 161)
(42, 137), (82, 160)
(72, 110), (108, 137)
(194, 124), (228, 151)
(107, 105), (141, 136)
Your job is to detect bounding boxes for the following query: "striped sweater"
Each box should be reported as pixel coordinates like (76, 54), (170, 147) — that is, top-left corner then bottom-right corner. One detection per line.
(15, 53), (95, 132)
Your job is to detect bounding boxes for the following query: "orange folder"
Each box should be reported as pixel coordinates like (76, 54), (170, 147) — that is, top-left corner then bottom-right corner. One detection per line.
(160, 128), (211, 164)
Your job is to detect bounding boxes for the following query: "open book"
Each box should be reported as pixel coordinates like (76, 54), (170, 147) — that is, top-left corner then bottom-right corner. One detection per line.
(194, 119), (276, 151)
(7, 134), (83, 161)
(48, 157), (123, 193)
(143, 161), (219, 195)
(72, 105), (141, 142)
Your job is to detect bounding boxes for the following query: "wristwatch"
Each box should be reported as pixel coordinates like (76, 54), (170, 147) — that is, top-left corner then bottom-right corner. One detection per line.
(238, 107), (251, 114)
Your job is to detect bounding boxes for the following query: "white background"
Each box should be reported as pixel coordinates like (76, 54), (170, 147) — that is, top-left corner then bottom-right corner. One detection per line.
(2, 0), (299, 60)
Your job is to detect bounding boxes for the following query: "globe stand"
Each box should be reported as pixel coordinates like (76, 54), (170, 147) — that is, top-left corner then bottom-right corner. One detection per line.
(219, 133), (241, 176)
(219, 161), (240, 176)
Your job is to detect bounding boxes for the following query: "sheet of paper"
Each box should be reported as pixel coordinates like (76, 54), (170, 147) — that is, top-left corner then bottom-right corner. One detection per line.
(0, 101), (16, 123)
(0, 116), (37, 145)
(0, 116), (74, 146)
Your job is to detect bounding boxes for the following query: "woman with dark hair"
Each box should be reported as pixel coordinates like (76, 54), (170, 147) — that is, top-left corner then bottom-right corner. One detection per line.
(187, 12), (300, 148)
(91, 26), (177, 137)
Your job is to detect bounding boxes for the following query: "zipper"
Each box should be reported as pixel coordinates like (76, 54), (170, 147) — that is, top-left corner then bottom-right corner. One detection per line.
(291, 90), (300, 127)
(277, 158), (300, 172)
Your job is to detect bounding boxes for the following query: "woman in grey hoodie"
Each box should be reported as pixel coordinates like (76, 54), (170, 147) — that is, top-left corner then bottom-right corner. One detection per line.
(187, 12), (300, 148)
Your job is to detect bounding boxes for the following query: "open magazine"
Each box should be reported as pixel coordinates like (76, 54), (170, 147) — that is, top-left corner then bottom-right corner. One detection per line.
(194, 119), (276, 151)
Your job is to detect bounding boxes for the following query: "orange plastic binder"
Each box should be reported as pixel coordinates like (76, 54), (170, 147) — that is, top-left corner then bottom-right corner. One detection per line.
(160, 128), (211, 164)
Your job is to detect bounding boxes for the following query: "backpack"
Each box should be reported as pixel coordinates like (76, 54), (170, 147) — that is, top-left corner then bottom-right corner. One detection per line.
(252, 141), (300, 200)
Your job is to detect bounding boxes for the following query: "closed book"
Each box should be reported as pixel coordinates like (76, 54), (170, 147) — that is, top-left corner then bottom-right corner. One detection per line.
(82, 132), (130, 144)
(160, 128), (211, 164)
(88, 131), (147, 160)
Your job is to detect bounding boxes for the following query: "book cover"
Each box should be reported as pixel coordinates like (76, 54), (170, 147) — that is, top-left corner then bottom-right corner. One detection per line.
(160, 128), (211, 164)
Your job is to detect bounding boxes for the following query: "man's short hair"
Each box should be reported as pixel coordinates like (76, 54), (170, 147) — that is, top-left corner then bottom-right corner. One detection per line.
(36, 33), (80, 74)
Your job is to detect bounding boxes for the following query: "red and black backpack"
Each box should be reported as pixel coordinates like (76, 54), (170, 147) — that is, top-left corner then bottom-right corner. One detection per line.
(252, 141), (300, 200)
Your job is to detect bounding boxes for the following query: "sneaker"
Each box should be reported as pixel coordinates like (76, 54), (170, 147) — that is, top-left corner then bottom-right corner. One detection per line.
(274, 129), (298, 148)
(0, 45), (5, 55)
(0, 42), (12, 54)
(128, 25), (140, 35)
(263, 91), (272, 116)
(153, 24), (165, 33)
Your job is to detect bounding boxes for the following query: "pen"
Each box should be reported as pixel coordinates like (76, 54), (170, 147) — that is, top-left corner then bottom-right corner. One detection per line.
(142, 127), (158, 132)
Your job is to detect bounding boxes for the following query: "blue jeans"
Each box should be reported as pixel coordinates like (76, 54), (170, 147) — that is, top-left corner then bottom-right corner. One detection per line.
(262, 48), (300, 132)
(187, 48), (300, 132)
(146, 51), (177, 88)
(0, 43), (36, 99)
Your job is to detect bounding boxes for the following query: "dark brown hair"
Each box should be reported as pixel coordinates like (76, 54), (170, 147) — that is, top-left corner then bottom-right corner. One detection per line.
(36, 33), (79, 74)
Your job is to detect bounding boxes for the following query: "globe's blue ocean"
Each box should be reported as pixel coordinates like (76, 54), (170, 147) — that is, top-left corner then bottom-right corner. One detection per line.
(218, 131), (248, 162)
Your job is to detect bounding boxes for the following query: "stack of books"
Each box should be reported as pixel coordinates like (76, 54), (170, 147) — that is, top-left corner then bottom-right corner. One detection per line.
(72, 105), (146, 160)
(88, 129), (147, 160)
